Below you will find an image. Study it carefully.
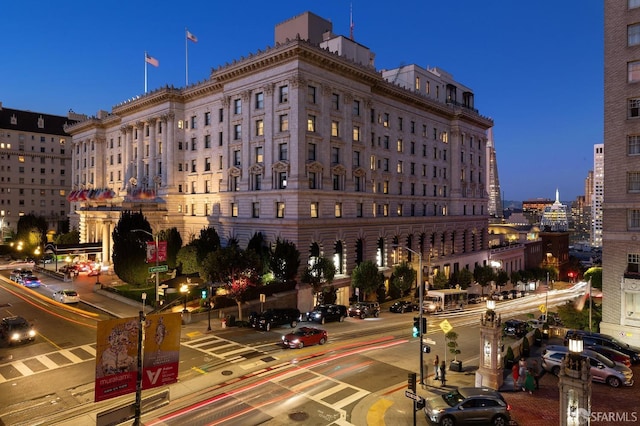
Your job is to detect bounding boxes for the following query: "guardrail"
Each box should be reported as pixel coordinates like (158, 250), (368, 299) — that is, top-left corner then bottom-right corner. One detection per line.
(34, 265), (67, 281)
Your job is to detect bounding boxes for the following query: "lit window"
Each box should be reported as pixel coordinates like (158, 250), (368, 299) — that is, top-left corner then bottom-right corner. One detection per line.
(252, 202), (260, 218)
(629, 61), (640, 83)
(276, 202), (285, 218)
(279, 114), (289, 132)
(335, 202), (342, 218)
(256, 119), (264, 136)
(311, 202), (319, 218)
(353, 126), (360, 141)
(307, 115), (316, 132)
(331, 121), (339, 137)
(255, 146), (263, 163)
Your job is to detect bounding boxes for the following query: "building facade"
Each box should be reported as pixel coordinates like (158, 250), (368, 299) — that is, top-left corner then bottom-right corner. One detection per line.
(0, 103), (79, 241)
(602, 1), (640, 346)
(591, 144), (604, 247)
(486, 128), (503, 219)
(64, 12), (494, 302)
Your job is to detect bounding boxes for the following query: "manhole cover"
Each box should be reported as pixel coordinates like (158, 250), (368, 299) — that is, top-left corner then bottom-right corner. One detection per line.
(288, 411), (309, 421)
(221, 370), (233, 376)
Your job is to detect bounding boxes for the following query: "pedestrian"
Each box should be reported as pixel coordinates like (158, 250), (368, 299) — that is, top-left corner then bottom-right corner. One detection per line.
(511, 363), (519, 390)
(524, 369), (535, 394)
(440, 361), (447, 386)
(518, 357), (527, 389)
(433, 355), (440, 380)
(530, 359), (541, 389)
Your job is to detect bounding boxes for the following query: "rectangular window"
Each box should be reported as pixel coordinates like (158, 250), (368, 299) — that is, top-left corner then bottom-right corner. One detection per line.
(630, 135), (640, 155)
(279, 143), (288, 161)
(278, 172), (287, 189)
(353, 150), (361, 167)
(308, 143), (316, 161)
(331, 121), (339, 137)
(205, 134), (211, 148)
(191, 160), (197, 173)
(353, 125), (361, 141)
(629, 172), (640, 192)
(310, 202), (319, 218)
(252, 202), (260, 218)
(308, 85), (316, 103)
(255, 146), (264, 163)
(219, 108), (224, 122)
(353, 100), (360, 116)
(309, 171), (317, 189)
(629, 209), (640, 229)
(397, 139), (403, 152)
(333, 174), (341, 190)
(254, 173), (262, 190)
(307, 115), (316, 132)
(332, 93), (340, 110)
(234, 124), (242, 140)
(255, 92), (264, 109)
(190, 116), (197, 129)
(383, 113), (389, 127)
(357, 203), (363, 217)
(234, 99), (242, 114)
(279, 85), (288, 103)
(383, 136), (389, 149)
(276, 202), (285, 218)
(205, 157), (211, 171)
(630, 23), (640, 46)
(630, 98), (640, 118)
(256, 119), (264, 136)
(233, 150), (241, 166)
(629, 61), (640, 83)
(191, 137), (197, 150)
(628, 253), (640, 274)
(279, 114), (289, 132)
(331, 147), (340, 164)
(204, 111), (211, 126)
(191, 181), (197, 194)
(632, 0), (640, 9)
(335, 202), (342, 218)
(219, 132), (223, 146)
(205, 180), (211, 193)
(397, 160), (403, 174)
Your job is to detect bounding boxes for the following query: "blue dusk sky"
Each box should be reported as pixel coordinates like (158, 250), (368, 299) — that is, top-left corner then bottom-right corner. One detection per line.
(0, 1), (603, 203)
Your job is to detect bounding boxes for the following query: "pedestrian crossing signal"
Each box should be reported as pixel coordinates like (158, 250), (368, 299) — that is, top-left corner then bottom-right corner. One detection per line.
(413, 317), (427, 337)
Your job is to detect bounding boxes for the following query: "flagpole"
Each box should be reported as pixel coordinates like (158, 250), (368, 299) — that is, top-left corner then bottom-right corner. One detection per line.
(185, 28), (189, 86)
(144, 51), (148, 93)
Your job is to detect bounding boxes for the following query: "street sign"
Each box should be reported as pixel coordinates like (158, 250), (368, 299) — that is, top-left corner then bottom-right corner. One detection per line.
(149, 264), (168, 273)
(423, 337), (436, 345)
(539, 304), (547, 313)
(439, 319), (453, 334)
(405, 390), (424, 403)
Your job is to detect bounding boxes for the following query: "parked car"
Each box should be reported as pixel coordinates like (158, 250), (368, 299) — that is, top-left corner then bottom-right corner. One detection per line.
(21, 275), (41, 288)
(9, 269), (24, 282)
(281, 327), (328, 349)
(347, 302), (380, 319)
(541, 345), (633, 387)
(52, 289), (80, 304)
(389, 300), (417, 313)
(563, 330), (640, 364)
(588, 345), (632, 367)
(306, 304), (347, 324)
(0, 316), (36, 345)
(503, 319), (528, 338)
(249, 308), (301, 331)
(526, 319), (545, 330)
(423, 387), (511, 426)
(490, 292), (504, 301)
(467, 295), (483, 304)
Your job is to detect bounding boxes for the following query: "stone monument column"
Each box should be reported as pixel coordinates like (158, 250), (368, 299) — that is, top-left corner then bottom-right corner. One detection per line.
(475, 301), (503, 390)
(559, 338), (591, 426)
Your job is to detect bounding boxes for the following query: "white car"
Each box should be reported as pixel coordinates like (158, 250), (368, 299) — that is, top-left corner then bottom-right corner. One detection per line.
(53, 289), (80, 304)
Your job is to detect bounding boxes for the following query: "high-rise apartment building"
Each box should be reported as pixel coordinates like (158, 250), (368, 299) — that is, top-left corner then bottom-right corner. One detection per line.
(591, 144), (604, 247)
(486, 128), (503, 219)
(0, 103), (79, 240)
(602, 1), (640, 346)
(64, 12), (494, 304)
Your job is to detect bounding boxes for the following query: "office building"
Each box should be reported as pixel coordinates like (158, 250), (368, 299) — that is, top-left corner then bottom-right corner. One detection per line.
(64, 12), (494, 303)
(591, 144), (604, 248)
(601, 1), (640, 346)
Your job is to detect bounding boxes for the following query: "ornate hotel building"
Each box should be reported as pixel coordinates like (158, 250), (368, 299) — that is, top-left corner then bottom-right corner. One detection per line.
(64, 12), (494, 301)
(602, 1), (640, 347)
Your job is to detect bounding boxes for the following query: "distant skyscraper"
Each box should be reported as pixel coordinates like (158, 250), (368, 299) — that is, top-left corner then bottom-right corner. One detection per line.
(540, 189), (568, 232)
(486, 128), (503, 218)
(591, 144), (603, 247)
(602, 1), (640, 347)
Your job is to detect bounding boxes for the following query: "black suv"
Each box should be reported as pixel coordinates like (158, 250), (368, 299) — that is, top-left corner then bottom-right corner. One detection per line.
(0, 316), (36, 345)
(503, 319), (528, 338)
(306, 304), (348, 324)
(347, 302), (380, 319)
(249, 308), (301, 331)
(563, 329), (640, 364)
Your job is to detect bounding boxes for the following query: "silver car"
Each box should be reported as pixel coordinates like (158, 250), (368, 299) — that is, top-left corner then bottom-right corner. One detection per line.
(53, 289), (80, 304)
(541, 345), (633, 387)
(423, 387), (511, 426)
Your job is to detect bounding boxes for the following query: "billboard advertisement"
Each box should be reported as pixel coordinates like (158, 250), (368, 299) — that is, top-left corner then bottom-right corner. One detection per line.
(146, 241), (168, 263)
(94, 312), (181, 402)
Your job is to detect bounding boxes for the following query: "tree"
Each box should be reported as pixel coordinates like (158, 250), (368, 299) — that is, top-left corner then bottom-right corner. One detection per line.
(247, 232), (271, 276)
(158, 227), (182, 270)
(301, 256), (336, 304)
(432, 271), (448, 289)
(55, 229), (80, 245)
(457, 268), (474, 289)
(510, 270), (522, 287)
(445, 331), (461, 361)
(351, 260), (383, 300)
(16, 214), (47, 252)
(112, 210), (151, 286)
(474, 265), (496, 297)
(557, 299), (602, 331)
(188, 226), (221, 264)
(583, 267), (603, 290)
(269, 238), (300, 283)
(495, 270), (509, 288)
(391, 262), (416, 297)
(200, 245), (260, 320)
(176, 245), (199, 275)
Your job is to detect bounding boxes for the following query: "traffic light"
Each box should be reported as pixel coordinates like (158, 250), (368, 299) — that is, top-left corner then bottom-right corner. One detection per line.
(413, 317), (427, 337)
(407, 372), (417, 392)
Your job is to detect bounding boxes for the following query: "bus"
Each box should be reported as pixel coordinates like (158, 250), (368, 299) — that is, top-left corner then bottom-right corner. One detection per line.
(422, 289), (468, 313)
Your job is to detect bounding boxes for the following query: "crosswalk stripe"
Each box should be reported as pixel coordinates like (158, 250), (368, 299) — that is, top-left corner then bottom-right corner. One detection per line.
(13, 361), (34, 377)
(313, 383), (348, 400)
(36, 355), (59, 369)
(59, 349), (84, 364)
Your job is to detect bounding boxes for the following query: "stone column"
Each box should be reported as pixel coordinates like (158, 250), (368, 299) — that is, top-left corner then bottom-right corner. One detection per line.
(148, 118), (157, 182)
(136, 121), (144, 184)
(102, 222), (111, 266)
(475, 309), (504, 390)
(165, 113), (175, 188)
(559, 353), (591, 426)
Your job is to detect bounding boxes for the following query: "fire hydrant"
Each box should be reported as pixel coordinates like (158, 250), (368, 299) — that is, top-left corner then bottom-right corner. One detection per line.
(221, 317), (227, 329)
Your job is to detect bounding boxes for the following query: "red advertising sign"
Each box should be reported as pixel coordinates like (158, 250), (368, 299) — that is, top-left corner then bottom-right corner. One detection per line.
(94, 312), (181, 402)
(146, 241), (167, 263)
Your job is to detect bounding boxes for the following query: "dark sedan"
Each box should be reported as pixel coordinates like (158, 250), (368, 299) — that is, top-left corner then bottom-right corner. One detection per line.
(306, 304), (347, 324)
(389, 300), (417, 313)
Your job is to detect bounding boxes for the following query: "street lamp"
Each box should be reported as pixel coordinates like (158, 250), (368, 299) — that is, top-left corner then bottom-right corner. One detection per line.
(207, 284), (213, 332)
(396, 245), (425, 385)
(180, 284), (189, 313)
(132, 229), (161, 306)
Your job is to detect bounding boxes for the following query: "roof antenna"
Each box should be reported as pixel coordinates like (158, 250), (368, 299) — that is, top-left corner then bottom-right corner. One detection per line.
(350, 2), (355, 40)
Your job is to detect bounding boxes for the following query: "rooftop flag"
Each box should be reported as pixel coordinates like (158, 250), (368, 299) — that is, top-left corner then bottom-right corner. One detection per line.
(187, 30), (198, 43)
(145, 53), (159, 67)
